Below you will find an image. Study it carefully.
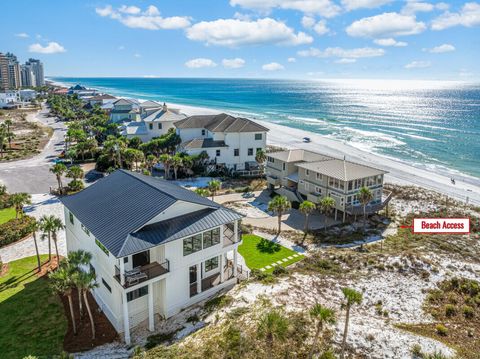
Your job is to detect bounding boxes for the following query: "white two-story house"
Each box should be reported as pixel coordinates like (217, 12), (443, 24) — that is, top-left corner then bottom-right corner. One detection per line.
(175, 113), (269, 173)
(60, 170), (244, 344)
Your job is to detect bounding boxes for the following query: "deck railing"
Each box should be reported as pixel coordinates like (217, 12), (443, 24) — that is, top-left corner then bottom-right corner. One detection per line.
(114, 259), (170, 288)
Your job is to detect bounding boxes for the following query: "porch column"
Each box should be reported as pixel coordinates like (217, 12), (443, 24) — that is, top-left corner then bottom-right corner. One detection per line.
(234, 220), (239, 243)
(196, 263), (201, 294)
(148, 283), (154, 331)
(122, 291), (131, 344)
(335, 208), (338, 221)
(233, 249), (238, 276)
(219, 254), (224, 283)
(119, 259), (125, 286)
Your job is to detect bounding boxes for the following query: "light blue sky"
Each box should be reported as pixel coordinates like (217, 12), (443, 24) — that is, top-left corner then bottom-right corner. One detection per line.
(2, 0), (479, 80)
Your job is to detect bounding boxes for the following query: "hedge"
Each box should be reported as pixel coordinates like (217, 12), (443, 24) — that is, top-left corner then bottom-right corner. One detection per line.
(0, 216), (35, 248)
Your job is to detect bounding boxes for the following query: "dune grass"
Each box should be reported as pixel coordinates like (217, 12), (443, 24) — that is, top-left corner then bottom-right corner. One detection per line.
(0, 255), (67, 359)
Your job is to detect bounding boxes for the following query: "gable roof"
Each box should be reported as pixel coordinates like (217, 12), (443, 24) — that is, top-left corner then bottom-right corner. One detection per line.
(113, 98), (133, 106)
(296, 159), (387, 181)
(60, 170), (222, 257)
(90, 94), (116, 101)
(139, 100), (162, 108)
(143, 108), (186, 123)
(268, 149), (333, 163)
(175, 113), (269, 133)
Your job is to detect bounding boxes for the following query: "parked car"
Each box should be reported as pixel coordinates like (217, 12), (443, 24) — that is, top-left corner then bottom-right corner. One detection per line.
(303, 137), (311, 143)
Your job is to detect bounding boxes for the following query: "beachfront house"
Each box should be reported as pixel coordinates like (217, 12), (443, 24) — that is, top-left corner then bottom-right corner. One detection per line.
(266, 149), (391, 222)
(88, 94), (117, 107)
(60, 169), (243, 344)
(175, 113), (269, 174)
(110, 99), (140, 123)
(120, 102), (187, 142)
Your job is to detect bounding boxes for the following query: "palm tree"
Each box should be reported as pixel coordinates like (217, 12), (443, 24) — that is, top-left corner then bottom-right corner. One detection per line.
(309, 304), (336, 358)
(10, 192), (31, 219)
(159, 154), (173, 179)
(268, 195), (291, 234)
(195, 188), (210, 197)
(358, 187), (373, 234)
(50, 163), (67, 192)
(4, 118), (14, 149)
(255, 149), (267, 172)
(29, 219), (42, 272)
(145, 154), (157, 175)
(40, 215), (64, 263)
(207, 179), (221, 201)
(257, 309), (289, 347)
(0, 123), (7, 158)
(67, 165), (84, 181)
(171, 154), (183, 180)
(319, 196), (335, 233)
(299, 200), (316, 234)
(74, 269), (98, 339)
(50, 262), (78, 335)
(340, 288), (363, 359)
(66, 250), (92, 317)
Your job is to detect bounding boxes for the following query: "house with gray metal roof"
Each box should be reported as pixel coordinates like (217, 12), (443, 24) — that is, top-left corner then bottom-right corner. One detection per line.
(60, 169), (244, 344)
(175, 113), (270, 175)
(265, 149), (391, 222)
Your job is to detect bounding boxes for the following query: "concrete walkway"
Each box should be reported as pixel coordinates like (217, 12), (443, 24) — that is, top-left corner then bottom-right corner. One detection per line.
(0, 194), (66, 263)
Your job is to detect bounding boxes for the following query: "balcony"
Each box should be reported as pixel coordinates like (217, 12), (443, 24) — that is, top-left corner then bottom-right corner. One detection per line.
(266, 174), (281, 186)
(345, 189), (393, 216)
(223, 222), (241, 247)
(114, 260), (170, 288)
(306, 192), (322, 203)
(190, 262), (236, 297)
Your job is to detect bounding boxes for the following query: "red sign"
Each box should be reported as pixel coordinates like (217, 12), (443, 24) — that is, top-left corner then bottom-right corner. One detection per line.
(412, 218), (470, 234)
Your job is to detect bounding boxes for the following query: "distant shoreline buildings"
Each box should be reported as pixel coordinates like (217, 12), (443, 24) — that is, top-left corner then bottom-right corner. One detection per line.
(0, 51), (45, 91)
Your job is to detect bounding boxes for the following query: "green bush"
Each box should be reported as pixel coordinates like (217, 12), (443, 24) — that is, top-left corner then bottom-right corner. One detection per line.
(435, 324), (448, 336)
(444, 304), (456, 317)
(0, 216), (35, 248)
(462, 305), (474, 319)
(145, 331), (176, 349)
(68, 179), (84, 192)
(272, 265), (288, 276)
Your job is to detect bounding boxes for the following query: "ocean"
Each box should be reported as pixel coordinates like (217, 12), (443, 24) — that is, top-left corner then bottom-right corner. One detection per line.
(50, 77), (480, 179)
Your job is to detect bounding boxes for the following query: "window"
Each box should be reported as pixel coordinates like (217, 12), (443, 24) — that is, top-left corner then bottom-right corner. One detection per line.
(205, 257), (219, 272)
(102, 278), (112, 293)
(316, 173), (322, 181)
(282, 163), (286, 171)
(132, 251), (150, 268)
(202, 129), (206, 136)
(123, 257), (128, 263)
(267, 156), (274, 163)
(81, 223), (90, 236)
(255, 133), (262, 140)
(95, 238), (109, 256)
(315, 186), (321, 194)
(216, 150), (221, 157)
(149, 123), (153, 130)
(69, 212), (74, 225)
(158, 123), (162, 129)
(203, 228), (220, 249)
(248, 148), (253, 156)
(306, 169), (310, 176)
(234, 149), (239, 157)
(127, 285), (148, 302)
(183, 234), (202, 256)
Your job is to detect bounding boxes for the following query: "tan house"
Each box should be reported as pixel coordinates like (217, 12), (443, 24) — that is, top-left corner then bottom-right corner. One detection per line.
(266, 149), (391, 222)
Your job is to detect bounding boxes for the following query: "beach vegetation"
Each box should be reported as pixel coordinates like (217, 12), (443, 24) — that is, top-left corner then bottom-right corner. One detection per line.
(318, 196), (335, 233)
(208, 179), (221, 200)
(268, 195), (291, 234)
(340, 287), (363, 359)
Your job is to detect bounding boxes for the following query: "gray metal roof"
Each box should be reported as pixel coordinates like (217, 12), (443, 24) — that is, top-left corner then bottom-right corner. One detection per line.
(175, 113), (269, 133)
(120, 207), (242, 257)
(142, 109), (186, 123)
(181, 138), (227, 149)
(296, 159), (387, 181)
(60, 170), (224, 258)
(268, 149), (333, 163)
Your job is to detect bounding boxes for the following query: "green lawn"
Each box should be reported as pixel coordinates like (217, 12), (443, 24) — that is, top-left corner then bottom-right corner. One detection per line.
(0, 207), (16, 225)
(238, 234), (304, 273)
(0, 256), (67, 359)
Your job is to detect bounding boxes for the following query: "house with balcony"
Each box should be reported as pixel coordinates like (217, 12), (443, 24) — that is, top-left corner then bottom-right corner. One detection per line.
(60, 169), (244, 344)
(266, 149), (391, 222)
(175, 113), (269, 174)
(110, 99), (140, 123)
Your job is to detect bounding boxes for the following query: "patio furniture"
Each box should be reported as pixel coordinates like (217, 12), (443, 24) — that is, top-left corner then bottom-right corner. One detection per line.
(125, 271), (148, 286)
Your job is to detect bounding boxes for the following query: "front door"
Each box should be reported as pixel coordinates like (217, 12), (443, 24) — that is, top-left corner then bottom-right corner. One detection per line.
(132, 250), (150, 268)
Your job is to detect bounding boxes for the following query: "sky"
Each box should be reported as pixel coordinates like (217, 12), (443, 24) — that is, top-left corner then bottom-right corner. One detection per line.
(1, 0), (479, 80)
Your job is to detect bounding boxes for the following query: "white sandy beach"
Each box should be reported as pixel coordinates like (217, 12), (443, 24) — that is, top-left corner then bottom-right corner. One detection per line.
(168, 101), (480, 206)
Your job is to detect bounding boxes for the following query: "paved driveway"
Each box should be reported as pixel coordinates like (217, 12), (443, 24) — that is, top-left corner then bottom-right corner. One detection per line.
(0, 106), (66, 194)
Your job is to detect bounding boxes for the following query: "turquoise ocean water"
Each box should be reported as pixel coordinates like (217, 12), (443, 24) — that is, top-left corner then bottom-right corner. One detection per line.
(51, 77), (480, 180)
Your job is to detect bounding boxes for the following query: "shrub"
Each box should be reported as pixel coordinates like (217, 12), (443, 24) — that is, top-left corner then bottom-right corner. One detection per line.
(240, 223), (253, 234)
(444, 304), (456, 317)
(0, 216), (36, 248)
(204, 295), (233, 313)
(435, 324), (448, 336)
(68, 179), (84, 192)
(272, 265), (287, 276)
(145, 331), (176, 349)
(462, 305), (474, 319)
(318, 350), (336, 359)
(411, 344), (422, 358)
(186, 313), (200, 323)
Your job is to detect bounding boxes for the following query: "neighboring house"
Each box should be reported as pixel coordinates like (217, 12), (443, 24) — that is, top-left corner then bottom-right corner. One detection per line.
(120, 102), (187, 142)
(60, 170), (244, 344)
(110, 99), (140, 123)
(19, 89), (37, 101)
(0, 91), (21, 108)
(266, 149), (391, 221)
(88, 94), (117, 107)
(175, 113), (269, 173)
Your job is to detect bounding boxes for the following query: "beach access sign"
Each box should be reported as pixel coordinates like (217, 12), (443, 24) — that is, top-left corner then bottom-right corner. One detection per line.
(412, 218), (470, 234)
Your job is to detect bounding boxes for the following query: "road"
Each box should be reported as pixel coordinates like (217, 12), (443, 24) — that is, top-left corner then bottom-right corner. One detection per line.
(0, 106), (66, 194)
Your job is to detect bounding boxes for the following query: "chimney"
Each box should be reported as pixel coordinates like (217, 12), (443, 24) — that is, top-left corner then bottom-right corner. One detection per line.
(163, 102), (167, 111)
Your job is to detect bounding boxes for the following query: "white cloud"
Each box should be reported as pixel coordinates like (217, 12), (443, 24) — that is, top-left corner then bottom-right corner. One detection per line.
(95, 4), (191, 30)
(346, 12), (426, 38)
(298, 46), (385, 58)
(186, 18), (313, 47)
(404, 60), (431, 69)
(222, 58), (246, 68)
(262, 62), (285, 71)
(134, 53), (142, 58)
(185, 58), (217, 68)
(313, 20), (329, 35)
(401, 1), (449, 15)
(301, 16), (316, 28)
(342, 0), (391, 11)
(28, 42), (66, 54)
(373, 38), (408, 47)
(431, 2), (480, 30)
(15, 33), (29, 38)
(118, 45), (125, 50)
(426, 44), (455, 53)
(287, 57), (296, 62)
(230, 0), (342, 18)
(335, 58), (357, 64)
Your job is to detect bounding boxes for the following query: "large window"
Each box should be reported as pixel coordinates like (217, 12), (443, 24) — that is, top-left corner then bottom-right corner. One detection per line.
(203, 228), (220, 249)
(248, 148), (253, 156)
(69, 212), (74, 225)
(205, 257), (219, 272)
(255, 133), (262, 140)
(102, 278), (112, 293)
(127, 285), (148, 302)
(95, 238), (109, 256)
(183, 234), (202, 255)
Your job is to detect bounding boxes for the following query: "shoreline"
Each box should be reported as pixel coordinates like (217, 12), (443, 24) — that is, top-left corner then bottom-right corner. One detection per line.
(48, 79), (480, 205)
